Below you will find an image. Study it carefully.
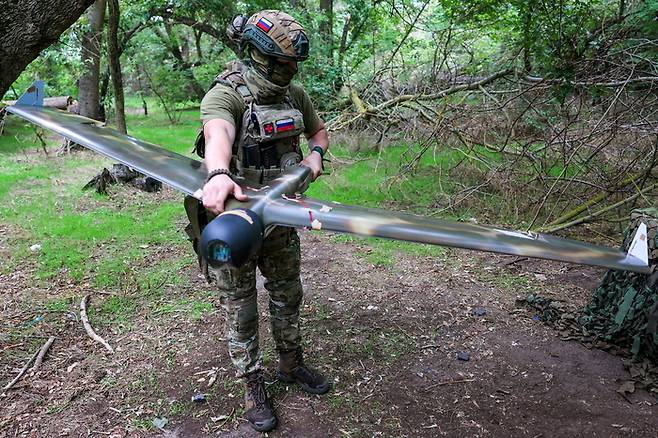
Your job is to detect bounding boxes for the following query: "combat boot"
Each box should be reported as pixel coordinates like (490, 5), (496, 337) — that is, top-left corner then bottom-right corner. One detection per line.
(277, 348), (330, 395)
(243, 370), (277, 432)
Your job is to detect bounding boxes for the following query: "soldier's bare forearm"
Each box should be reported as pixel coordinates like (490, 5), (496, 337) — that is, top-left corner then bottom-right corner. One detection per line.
(204, 119), (236, 172)
(307, 125), (329, 153)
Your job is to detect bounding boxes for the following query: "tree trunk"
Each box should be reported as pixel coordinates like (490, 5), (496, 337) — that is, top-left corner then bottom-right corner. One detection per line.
(320, 0), (333, 60)
(338, 14), (351, 65)
(99, 70), (109, 121)
(520, 1), (535, 73)
(107, 0), (126, 133)
(99, 20), (151, 121)
(78, 0), (105, 120)
(0, 0), (96, 98)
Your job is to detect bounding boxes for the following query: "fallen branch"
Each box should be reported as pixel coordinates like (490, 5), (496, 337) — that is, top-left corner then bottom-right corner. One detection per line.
(540, 182), (658, 233)
(1, 343), (23, 351)
(31, 336), (55, 371)
(80, 295), (115, 354)
(425, 378), (476, 391)
(540, 172), (647, 230)
(3, 347), (40, 391)
(2, 96), (74, 109)
(329, 68), (513, 130)
(523, 75), (658, 87)
(371, 68), (513, 113)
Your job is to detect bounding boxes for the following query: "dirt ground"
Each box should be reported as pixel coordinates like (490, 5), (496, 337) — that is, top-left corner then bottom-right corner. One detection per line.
(1, 224), (657, 437)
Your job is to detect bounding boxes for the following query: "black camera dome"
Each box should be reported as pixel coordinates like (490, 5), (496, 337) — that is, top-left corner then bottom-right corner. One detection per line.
(200, 209), (264, 268)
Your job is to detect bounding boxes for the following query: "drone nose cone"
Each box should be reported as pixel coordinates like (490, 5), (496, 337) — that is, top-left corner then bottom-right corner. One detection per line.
(200, 208), (264, 268)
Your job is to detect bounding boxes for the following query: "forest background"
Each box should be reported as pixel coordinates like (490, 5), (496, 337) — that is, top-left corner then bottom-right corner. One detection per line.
(1, 0), (658, 435)
(3, 0), (658, 233)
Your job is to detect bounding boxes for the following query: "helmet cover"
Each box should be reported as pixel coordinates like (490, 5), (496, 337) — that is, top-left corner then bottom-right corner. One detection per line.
(241, 10), (309, 61)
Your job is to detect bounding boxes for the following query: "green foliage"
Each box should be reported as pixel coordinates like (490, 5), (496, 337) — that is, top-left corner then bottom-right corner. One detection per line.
(5, 0), (654, 112)
(0, 101), (191, 286)
(332, 234), (446, 266)
(307, 142), (482, 213)
(125, 97), (199, 156)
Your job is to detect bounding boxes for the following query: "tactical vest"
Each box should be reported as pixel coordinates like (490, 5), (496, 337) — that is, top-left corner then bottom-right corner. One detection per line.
(195, 61), (305, 184)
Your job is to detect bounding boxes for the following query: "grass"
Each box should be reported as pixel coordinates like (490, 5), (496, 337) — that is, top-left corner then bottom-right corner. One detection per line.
(0, 159), (53, 200)
(154, 297), (214, 320)
(124, 96), (200, 157)
(0, 95), (526, 330)
(44, 297), (71, 312)
(100, 295), (138, 324)
(306, 143), (465, 210)
(2, 198), (184, 282)
(0, 100), (202, 333)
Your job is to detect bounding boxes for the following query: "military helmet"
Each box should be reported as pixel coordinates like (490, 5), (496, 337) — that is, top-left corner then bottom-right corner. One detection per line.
(239, 10), (309, 61)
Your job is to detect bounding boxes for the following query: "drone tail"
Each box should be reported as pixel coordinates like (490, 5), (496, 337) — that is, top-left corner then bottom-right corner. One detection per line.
(14, 80), (45, 106)
(626, 222), (649, 267)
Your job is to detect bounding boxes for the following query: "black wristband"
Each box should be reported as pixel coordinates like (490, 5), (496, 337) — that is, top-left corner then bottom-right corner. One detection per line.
(206, 168), (233, 184)
(311, 145), (325, 158)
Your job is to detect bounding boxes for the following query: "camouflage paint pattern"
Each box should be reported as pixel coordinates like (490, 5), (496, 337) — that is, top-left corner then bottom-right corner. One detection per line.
(6, 104), (650, 273)
(245, 166), (651, 274)
(5, 105), (208, 197)
(208, 226), (303, 377)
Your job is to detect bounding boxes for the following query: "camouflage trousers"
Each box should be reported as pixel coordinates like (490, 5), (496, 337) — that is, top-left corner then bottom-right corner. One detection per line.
(208, 226), (303, 377)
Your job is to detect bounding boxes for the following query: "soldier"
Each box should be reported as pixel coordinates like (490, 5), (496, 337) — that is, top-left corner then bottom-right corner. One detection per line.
(192, 10), (330, 432)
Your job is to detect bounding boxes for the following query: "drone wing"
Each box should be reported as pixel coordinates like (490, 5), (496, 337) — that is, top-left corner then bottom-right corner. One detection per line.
(263, 195), (650, 273)
(5, 82), (650, 273)
(5, 81), (208, 198)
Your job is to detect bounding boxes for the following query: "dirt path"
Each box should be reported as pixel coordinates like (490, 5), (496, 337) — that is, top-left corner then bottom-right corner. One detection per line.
(1, 231), (657, 437)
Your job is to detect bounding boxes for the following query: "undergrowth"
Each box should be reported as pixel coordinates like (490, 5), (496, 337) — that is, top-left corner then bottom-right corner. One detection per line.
(0, 97), (525, 323)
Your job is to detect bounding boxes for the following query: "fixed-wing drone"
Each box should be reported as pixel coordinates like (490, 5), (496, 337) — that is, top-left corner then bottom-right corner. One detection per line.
(3, 81), (650, 273)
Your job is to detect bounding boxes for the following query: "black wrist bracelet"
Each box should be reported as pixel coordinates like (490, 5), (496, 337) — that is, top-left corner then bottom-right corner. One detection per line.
(206, 168), (233, 183)
(311, 145), (325, 158)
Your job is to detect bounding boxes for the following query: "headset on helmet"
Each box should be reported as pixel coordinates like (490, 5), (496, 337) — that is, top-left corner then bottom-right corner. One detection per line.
(229, 10), (309, 62)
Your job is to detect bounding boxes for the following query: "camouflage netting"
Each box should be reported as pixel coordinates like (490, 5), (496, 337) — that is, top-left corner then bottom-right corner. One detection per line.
(580, 208), (658, 362)
(520, 209), (658, 394)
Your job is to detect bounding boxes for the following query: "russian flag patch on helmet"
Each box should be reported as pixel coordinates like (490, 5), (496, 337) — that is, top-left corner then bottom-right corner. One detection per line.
(256, 17), (273, 32)
(275, 118), (295, 132)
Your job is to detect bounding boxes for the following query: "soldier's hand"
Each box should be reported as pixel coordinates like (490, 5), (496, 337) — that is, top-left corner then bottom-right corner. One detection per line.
(202, 174), (248, 215)
(300, 152), (323, 181)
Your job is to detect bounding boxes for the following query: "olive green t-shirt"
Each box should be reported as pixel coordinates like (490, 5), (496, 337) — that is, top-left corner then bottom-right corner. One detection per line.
(200, 82), (322, 136)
